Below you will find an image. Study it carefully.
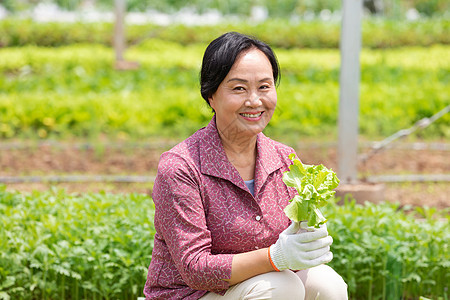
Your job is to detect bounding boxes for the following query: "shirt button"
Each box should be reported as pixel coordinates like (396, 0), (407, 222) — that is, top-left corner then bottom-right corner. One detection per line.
(255, 215), (262, 221)
(255, 246), (259, 249)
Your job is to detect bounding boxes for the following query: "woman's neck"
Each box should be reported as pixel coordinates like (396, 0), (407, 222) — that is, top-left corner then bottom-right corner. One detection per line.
(218, 130), (257, 181)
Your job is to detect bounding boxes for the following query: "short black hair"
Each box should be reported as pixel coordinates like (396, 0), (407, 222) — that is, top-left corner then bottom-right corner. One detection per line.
(200, 32), (280, 107)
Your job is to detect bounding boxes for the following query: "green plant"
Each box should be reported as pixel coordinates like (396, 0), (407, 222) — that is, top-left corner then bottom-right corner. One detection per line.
(0, 43), (448, 141)
(0, 18), (449, 48)
(0, 186), (155, 299)
(282, 153), (339, 227)
(1, 186), (448, 299)
(2, 0), (448, 17)
(326, 198), (449, 299)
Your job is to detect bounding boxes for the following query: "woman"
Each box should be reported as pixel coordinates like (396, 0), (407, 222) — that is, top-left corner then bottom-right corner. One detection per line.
(144, 32), (347, 299)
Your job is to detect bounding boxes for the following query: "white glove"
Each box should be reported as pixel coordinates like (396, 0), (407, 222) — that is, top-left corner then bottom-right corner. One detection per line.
(269, 221), (333, 271)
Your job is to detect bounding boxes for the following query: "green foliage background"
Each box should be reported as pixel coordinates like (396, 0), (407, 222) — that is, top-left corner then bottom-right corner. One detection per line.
(1, 19), (449, 48)
(1, 36), (448, 142)
(1, 0), (448, 17)
(326, 199), (449, 299)
(0, 186), (154, 300)
(0, 14), (449, 300)
(1, 186), (448, 299)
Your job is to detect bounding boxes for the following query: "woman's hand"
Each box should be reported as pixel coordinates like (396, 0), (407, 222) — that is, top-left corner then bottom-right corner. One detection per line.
(268, 221), (333, 271)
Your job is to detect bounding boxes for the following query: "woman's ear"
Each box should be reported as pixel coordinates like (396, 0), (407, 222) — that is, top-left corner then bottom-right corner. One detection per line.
(208, 96), (215, 111)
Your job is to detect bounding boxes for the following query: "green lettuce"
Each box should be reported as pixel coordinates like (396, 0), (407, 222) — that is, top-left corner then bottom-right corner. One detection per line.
(283, 153), (340, 227)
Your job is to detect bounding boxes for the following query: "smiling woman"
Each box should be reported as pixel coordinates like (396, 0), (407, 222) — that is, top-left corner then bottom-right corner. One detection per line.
(209, 48), (278, 180)
(210, 50), (276, 137)
(143, 32), (348, 300)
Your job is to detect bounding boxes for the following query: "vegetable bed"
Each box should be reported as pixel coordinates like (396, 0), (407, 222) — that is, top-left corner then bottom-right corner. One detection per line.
(1, 186), (448, 299)
(1, 43), (448, 141)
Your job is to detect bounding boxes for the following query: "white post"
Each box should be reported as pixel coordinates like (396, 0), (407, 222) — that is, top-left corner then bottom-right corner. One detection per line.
(337, 0), (363, 184)
(114, 0), (126, 62)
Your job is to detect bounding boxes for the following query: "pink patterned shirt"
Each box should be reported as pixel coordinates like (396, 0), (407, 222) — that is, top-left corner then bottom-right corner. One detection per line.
(144, 116), (297, 299)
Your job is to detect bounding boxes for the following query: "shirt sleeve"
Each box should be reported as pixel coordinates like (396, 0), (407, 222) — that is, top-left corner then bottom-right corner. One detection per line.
(152, 151), (233, 293)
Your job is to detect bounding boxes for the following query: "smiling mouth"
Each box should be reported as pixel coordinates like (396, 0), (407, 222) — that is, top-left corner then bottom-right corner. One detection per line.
(240, 112), (263, 118)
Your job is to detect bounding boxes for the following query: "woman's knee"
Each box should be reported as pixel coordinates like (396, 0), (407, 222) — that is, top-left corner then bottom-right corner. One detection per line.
(296, 265), (348, 300)
(244, 270), (305, 300)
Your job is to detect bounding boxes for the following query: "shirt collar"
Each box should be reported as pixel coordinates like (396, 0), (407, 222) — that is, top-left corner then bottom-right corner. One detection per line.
(254, 133), (284, 191)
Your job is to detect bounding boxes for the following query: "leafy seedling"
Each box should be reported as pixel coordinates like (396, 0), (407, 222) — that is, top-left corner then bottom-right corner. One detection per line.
(282, 153), (340, 227)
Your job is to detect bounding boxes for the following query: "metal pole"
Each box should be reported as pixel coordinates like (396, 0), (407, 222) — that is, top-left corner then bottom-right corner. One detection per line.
(114, 0), (126, 62)
(337, 0), (363, 184)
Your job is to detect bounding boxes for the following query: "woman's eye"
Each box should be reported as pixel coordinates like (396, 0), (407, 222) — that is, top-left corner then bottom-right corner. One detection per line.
(233, 86), (245, 91)
(260, 85), (270, 89)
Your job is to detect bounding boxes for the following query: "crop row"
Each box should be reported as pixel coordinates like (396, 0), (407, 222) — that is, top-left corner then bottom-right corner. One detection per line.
(0, 18), (449, 48)
(0, 186), (154, 300)
(0, 186), (448, 299)
(1, 42), (448, 142)
(4, 0), (447, 17)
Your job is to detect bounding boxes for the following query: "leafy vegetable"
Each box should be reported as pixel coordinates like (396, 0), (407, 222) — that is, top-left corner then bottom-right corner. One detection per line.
(0, 188), (447, 299)
(0, 186), (155, 300)
(1, 44), (448, 140)
(282, 153), (340, 227)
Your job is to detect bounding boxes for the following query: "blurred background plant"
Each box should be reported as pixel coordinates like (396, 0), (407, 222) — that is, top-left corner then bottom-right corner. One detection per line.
(0, 0), (448, 19)
(0, 1), (448, 299)
(0, 0), (448, 142)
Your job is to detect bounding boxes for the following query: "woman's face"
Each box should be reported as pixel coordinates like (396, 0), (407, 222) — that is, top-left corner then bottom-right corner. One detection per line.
(209, 48), (277, 142)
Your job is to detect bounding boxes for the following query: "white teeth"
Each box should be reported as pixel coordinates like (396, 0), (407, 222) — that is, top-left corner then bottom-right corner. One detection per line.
(241, 112), (262, 118)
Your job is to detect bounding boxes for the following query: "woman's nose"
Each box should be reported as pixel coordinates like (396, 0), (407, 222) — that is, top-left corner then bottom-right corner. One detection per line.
(245, 94), (263, 107)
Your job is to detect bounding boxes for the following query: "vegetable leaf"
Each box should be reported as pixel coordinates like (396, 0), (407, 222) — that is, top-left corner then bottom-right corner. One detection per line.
(283, 153), (340, 227)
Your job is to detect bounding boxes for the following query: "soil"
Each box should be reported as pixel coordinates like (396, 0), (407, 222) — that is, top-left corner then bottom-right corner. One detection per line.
(1, 141), (449, 209)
